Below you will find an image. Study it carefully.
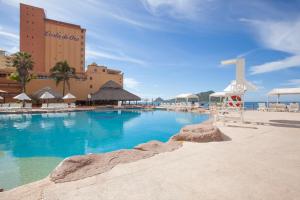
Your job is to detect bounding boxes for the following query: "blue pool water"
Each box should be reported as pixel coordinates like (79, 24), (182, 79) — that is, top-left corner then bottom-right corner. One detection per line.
(0, 109), (208, 189)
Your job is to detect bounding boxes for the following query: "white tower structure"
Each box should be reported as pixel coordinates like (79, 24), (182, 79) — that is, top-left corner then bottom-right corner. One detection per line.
(221, 58), (246, 93)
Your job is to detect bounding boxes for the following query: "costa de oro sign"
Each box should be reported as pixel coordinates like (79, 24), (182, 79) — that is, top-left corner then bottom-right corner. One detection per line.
(44, 31), (79, 41)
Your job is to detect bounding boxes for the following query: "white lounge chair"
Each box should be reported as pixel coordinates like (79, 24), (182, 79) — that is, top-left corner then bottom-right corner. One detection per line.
(257, 103), (267, 111)
(9, 103), (22, 109)
(1, 103), (10, 110)
(268, 103), (276, 112)
(25, 103), (32, 109)
(268, 103), (287, 112)
(69, 103), (76, 108)
(288, 103), (299, 112)
(278, 103), (287, 112)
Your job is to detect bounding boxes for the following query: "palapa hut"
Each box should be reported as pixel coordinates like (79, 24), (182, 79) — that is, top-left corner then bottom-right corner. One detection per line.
(91, 80), (141, 105)
(32, 87), (63, 102)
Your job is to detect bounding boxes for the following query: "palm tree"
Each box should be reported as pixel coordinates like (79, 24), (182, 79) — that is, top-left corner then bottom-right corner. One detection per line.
(50, 61), (76, 95)
(9, 52), (34, 92)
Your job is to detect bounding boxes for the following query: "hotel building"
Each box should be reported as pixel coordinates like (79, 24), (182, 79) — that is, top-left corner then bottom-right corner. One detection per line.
(20, 3), (86, 74)
(0, 3), (125, 102)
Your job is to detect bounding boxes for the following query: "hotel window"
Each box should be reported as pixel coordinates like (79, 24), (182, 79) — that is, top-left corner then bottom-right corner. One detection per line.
(90, 85), (93, 89)
(90, 77), (92, 80)
(102, 69), (105, 72)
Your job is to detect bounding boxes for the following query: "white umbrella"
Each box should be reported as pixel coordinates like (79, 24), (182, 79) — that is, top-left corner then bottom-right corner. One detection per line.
(13, 93), (31, 101)
(0, 89), (7, 93)
(63, 93), (76, 99)
(40, 91), (55, 99)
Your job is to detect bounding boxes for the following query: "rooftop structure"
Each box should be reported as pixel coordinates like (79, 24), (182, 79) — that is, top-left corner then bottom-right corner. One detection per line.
(91, 80), (141, 102)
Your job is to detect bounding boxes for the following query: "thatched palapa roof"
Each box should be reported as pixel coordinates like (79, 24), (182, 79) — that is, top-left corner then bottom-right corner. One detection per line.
(91, 81), (141, 101)
(32, 87), (63, 99)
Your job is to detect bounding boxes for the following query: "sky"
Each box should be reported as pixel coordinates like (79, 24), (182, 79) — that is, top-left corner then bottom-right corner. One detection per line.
(0, 0), (300, 101)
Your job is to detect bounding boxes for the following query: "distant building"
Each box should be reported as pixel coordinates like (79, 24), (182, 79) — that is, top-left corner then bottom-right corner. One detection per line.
(0, 50), (21, 99)
(0, 3), (134, 103)
(0, 49), (12, 68)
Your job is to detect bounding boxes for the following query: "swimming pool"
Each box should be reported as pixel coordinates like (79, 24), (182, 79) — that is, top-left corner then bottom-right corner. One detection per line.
(0, 109), (208, 189)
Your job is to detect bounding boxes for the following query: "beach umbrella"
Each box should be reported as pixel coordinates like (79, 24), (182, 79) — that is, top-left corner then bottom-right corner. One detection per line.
(63, 93), (76, 100)
(40, 91), (55, 99)
(13, 93), (31, 107)
(13, 93), (31, 101)
(40, 91), (55, 106)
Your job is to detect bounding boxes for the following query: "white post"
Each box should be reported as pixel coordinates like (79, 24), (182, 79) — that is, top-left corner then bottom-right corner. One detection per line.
(267, 96), (269, 111)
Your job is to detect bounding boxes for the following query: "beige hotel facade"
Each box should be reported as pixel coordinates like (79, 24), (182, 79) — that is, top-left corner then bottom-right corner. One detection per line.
(0, 3), (123, 102)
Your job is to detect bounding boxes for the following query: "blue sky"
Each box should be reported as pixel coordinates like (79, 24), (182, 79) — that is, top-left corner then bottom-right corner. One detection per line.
(0, 0), (300, 101)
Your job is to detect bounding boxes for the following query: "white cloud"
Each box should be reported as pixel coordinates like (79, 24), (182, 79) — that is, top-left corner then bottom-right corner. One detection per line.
(283, 79), (300, 87)
(0, 29), (19, 39)
(124, 78), (140, 90)
(141, 0), (215, 20)
(242, 18), (300, 74)
(241, 18), (300, 54)
(251, 55), (300, 74)
(86, 48), (145, 65)
(0, 27), (19, 53)
(3, 0), (161, 30)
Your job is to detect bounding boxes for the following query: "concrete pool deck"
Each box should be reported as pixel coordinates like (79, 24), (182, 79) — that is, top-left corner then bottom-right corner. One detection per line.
(1, 111), (300, 200)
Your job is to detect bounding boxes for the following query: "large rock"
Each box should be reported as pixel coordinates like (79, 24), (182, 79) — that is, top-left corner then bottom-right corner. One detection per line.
(134, 140), (182, 154)
(171, 122), (226, 143)
(50, 123), (227, 184)
(50, 149), (155, 183)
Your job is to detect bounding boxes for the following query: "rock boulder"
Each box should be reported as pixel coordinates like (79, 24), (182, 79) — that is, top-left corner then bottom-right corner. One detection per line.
(134, 140), (182, 154)
(171, 122), (226, 143)
(50, 149), (155, 183)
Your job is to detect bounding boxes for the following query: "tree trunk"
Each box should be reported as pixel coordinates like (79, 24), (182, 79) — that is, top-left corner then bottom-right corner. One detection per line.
(63, 79), (66, 96)
(22, 84), (26, 93)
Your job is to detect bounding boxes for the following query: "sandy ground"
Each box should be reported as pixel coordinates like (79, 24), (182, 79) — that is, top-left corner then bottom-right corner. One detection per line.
(1, 111), (300, 200)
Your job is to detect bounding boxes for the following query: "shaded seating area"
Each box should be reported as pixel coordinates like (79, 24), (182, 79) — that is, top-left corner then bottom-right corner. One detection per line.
(159, 93), (200, 111)
(91, 81), (141, 105)
(266, 88), (300, 112)
(0, 87), (78, 111)
(0, 92), (32, 110)
(33, 87), (76, 110)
